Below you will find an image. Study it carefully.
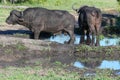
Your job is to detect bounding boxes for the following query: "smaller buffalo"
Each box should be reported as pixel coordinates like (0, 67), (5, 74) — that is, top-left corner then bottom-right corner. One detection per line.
(72, 4), (102, 46)
(6, 7), (75, 44)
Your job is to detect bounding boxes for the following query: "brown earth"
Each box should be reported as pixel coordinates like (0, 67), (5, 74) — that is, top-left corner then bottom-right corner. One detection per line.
(0, 23), (120, 76)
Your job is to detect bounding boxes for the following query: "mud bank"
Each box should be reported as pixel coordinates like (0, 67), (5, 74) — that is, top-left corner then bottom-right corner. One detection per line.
(0, 35), (120, 67)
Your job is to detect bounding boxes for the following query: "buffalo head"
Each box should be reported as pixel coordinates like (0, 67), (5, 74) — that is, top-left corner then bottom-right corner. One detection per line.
(6, 10), (24, 25)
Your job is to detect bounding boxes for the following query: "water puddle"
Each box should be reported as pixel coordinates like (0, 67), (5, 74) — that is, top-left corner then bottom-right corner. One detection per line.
(46, 34), (120, 46)
(44, 33), (120, 75)
(114, 70), (120, 75)
(73, 60), (120, 76)
(100, 37), (120, 46)
(84, 72), (96, 77)
(74, 60), (120, 70)
(74, 61), (84, 68)
(98, 60), (120, 70)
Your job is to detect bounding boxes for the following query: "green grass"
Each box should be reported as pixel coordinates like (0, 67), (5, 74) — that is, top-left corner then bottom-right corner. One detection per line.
(0, 66), (80, 80)
(45, 0), (119, 10)
(1, 0), (119, 10)
(0, 8), (11, 25)
(0, 66), (120, 80)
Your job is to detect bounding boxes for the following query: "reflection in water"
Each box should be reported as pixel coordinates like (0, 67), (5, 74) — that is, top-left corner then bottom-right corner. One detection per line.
(98, 60), (120, 70)
(47, 34), (120, 46)
(74, 59), (101, 69)
(74, 61), (84, 68)
(81, 60), (101, 68)
(100, 38), (120, 46)
(84, 72), (96, 76)
(49, 34), (80, 44)
(114, 70), (120, 75)
(74, 60), (120, 70)
(48, 34), (120, 70)
(49, 34), (70, 44)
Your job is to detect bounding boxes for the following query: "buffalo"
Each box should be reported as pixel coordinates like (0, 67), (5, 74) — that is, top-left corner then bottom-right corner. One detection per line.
(6, 7), (75, 44)
(72, 4), (102, 46)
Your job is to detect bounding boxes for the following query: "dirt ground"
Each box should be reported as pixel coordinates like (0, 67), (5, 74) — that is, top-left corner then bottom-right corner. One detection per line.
(0, 24), (120, 77)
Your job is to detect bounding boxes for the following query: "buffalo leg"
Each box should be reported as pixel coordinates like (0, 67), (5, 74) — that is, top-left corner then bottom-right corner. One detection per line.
(95, 25), (100, 46)
(95, 35), (99, 46)
(80, 28), (85, 44)
(89, 24), (95, 46)
(91, 32), (95, 46)
(64, 29), (75, 44)
(68, 31), (75, 44)
(95, 32), (100, 46)
(33, 29), (40, 39)
(86, 30), (91, 45)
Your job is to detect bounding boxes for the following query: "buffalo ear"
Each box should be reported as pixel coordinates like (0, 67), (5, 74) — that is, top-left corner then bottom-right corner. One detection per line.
(18, 12), (24, 22)
(12, 10), (21, 18)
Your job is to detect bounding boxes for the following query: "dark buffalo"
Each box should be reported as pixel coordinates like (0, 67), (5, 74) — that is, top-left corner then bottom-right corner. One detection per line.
(72, 4), (102, 46)
(6, 7), (75, 44)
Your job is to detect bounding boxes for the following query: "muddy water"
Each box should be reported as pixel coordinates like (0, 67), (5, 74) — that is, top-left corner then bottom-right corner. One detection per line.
(1, 29), (120, 46)
(98, 60), (120, 70)
(74, 60), (120, 76)
(47, 34), (120, 46)
(100, 37), (120, 46)
(74, 60), (120, 70)
(48, 34), (120, 75)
